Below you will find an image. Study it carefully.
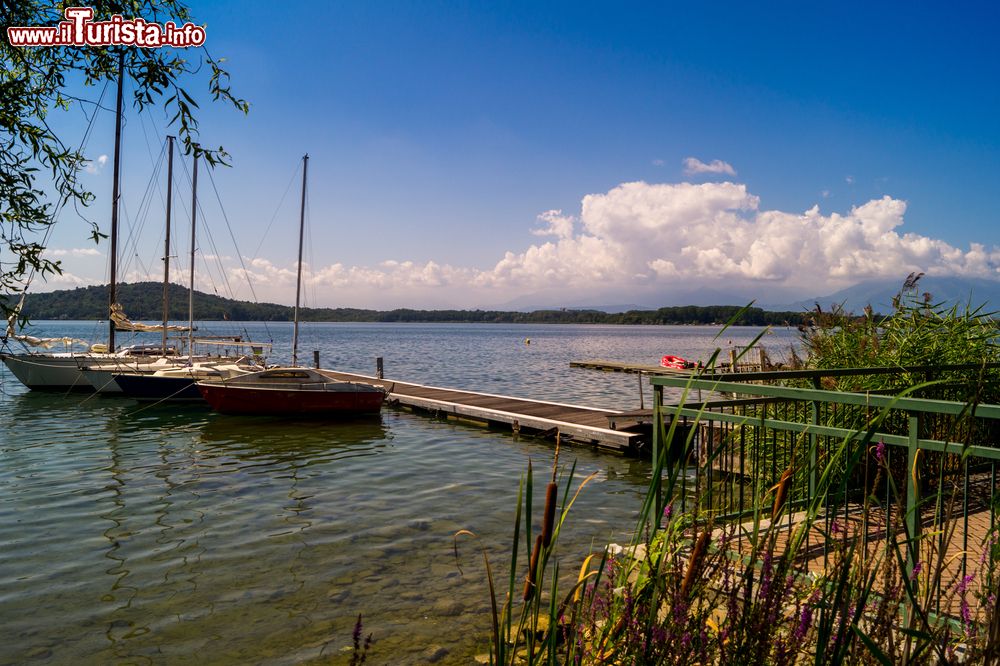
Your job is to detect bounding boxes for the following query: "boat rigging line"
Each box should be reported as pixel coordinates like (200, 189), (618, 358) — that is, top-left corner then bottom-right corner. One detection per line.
(204, 156), (278, 342)
(250, 165), (300, 263)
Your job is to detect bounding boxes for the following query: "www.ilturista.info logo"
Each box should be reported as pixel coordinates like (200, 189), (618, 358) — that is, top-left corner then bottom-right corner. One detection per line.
(7, 7), (205, 48)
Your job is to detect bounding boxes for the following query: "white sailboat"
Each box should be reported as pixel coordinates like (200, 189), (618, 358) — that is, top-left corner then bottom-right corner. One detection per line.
(3, 68), (268, 393)
(0, 56), (168, 390)
(81, 138), (266, 396)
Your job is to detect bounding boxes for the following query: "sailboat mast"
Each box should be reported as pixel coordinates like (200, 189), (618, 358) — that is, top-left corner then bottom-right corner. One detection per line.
(108, 52), (124, 352)
(188, 150), (198, 355)
(162, 135), (174, 353)
(291, 153), (308, 367)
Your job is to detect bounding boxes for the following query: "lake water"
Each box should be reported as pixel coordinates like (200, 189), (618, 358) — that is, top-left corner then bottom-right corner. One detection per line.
(0, 322), (798, 664)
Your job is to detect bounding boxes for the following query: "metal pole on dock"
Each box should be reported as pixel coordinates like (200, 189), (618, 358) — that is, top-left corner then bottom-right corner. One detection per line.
(313, 350), (320, 368)
(376, 357), (384, 379)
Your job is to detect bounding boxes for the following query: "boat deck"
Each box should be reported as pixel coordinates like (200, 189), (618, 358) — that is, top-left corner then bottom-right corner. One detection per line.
(317, 370), (643, 452)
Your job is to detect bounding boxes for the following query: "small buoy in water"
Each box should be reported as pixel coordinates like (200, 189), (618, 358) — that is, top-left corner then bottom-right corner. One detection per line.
(524, 338), (531, 345)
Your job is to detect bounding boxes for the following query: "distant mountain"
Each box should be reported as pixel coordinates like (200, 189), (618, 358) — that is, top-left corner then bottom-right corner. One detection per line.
(775, 276), (1000, 314)
(6, 282), (370, 322)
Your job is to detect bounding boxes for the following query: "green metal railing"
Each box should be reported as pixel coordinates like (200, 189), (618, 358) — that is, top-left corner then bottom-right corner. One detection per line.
(650, 366), (1000, 592)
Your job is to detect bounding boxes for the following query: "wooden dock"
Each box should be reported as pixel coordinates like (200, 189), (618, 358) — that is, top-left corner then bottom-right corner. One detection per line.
(571, 348), (772, 375)
(317, 370), (643, 452)
(570, 360), (680, 375)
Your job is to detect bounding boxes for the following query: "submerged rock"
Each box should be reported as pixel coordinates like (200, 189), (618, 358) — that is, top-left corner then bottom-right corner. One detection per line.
(421, 645), (449, 662)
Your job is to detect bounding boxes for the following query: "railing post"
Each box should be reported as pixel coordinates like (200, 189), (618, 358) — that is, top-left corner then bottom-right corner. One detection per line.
(810, 377), (821, 502)
(652, 383), (663, 525)
(906, 413), (921, 575)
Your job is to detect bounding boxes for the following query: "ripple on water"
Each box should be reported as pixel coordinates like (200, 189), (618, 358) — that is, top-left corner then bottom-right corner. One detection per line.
(2, 323), (780, 663)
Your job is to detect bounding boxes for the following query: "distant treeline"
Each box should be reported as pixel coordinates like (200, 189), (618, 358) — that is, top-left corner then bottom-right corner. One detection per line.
(4, 282), (810, 326)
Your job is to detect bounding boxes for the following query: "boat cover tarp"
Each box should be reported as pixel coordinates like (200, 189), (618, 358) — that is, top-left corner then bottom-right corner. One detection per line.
(110, 303), (191, 333)
(4, 297), (89, 349)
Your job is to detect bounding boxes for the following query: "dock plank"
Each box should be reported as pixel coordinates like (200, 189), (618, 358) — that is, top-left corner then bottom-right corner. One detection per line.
(318, 369), (642, 451)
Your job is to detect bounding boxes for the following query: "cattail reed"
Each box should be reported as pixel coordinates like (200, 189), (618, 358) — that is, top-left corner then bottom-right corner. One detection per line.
(542, 437), (560, 548)
(524, 534), (543, 601)
(541, 482), (558, 548)
(527, 438), (561, 599)
(680, 529), (710, 599)
(772, 465), (793, 521)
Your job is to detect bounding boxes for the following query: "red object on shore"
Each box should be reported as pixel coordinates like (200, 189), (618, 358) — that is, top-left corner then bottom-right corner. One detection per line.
(660, 355), (692, 370)
(197, 367), (385, 416)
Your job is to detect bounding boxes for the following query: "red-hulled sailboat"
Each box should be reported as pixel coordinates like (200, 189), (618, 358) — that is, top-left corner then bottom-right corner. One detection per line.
(197, 367), (384, 415)
(195, 154), (385, 416)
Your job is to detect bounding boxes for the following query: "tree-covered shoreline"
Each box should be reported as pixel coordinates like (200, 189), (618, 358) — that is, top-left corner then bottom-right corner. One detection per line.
(5, 282), (810, 326)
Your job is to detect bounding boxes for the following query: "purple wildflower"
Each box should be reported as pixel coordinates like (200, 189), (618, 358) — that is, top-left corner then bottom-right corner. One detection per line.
(663, 504), (673, 520)
(673, 599), (689, 622)
(830, 520), (842, 535)
(760, 551), (774, 598)
(910, 561), (922, 581)
(957, 573), (975, 594)
(875, 439), (885, 464)
(352, 615), (362, 644)
(793, 604), (813, 642)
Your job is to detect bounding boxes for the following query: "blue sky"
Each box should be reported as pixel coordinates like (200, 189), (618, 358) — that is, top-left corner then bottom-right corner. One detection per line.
(36, 1), (1000, 309)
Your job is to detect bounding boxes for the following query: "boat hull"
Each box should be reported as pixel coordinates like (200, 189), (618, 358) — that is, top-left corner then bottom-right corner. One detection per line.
(197, 382), (385, 415)
(1, 353), (104, 391)
(80, 368), (125, 394)
(114, 374), (204, 402)
(2, 349), (181, 392)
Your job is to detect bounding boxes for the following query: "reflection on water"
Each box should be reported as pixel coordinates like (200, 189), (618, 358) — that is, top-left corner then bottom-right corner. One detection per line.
(197, 413), (389, 461)
(0, 323), (787, 663)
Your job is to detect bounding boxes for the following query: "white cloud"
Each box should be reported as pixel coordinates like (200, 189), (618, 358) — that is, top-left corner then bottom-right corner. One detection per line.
(92, 179), (997, 309)
(651, 158), (665, 167)
(845, 175), (855, 185)
(530, 210), (575, 240)
(46, 247), (102, 257)
(84, 154), (108, 175)
(45, 271), (95, 286)
(417, 183), (995, 303)
(683, 157), (736, 176)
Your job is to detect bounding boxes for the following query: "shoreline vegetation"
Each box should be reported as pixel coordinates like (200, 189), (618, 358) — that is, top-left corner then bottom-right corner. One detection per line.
(459, 294), (1000, 664)
(7, 282), (811, 326)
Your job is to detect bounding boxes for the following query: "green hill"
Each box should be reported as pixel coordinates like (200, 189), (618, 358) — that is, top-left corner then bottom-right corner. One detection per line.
(4, 282), (809, 326)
